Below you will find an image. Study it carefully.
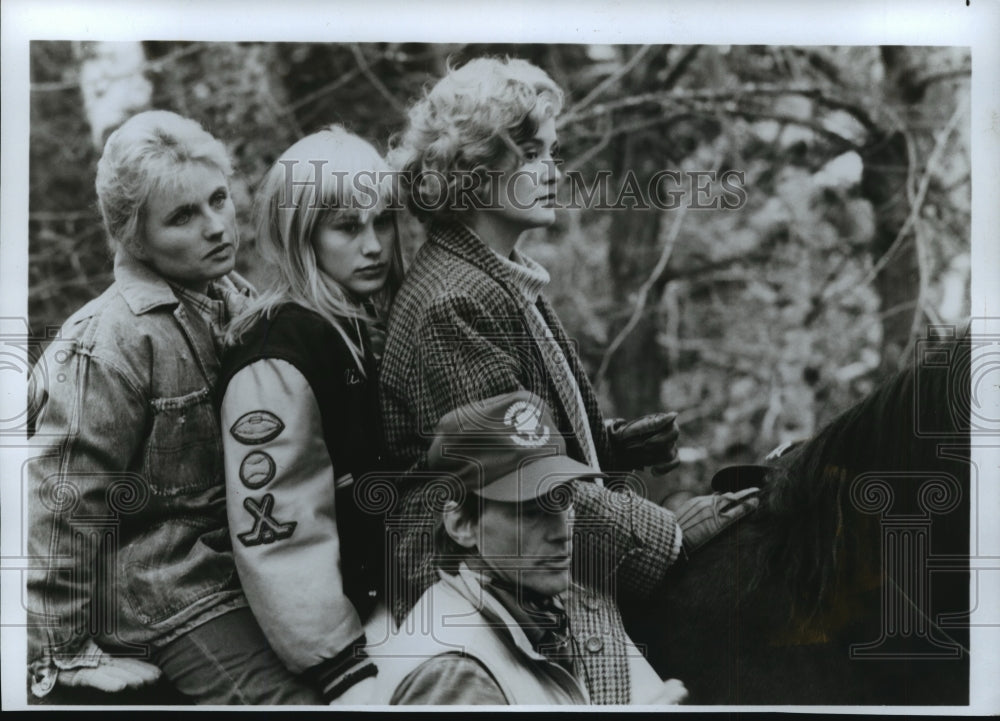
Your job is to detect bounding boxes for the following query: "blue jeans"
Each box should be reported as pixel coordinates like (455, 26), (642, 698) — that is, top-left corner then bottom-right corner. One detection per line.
(153, 608), (322, 705)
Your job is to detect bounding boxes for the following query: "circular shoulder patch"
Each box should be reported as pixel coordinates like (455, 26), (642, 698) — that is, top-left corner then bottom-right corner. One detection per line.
(240, 451), (276, 489)
(230, 410), (285, 445)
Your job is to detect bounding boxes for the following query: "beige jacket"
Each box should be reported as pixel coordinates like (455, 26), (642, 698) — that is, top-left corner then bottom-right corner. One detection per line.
(368, 565), (665, 705)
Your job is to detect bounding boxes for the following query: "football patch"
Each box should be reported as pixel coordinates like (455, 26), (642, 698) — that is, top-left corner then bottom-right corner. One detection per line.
(240, 451), (276, 489)
(230, 410), (285, 445)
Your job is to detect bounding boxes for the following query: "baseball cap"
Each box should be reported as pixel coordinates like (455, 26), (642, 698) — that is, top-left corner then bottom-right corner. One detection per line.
(426, 390), (604, 503)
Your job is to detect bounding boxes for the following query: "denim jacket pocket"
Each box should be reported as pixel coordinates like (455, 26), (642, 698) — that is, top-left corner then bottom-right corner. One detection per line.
(145, 388), (222, 496)
(122, 519), (238, 625)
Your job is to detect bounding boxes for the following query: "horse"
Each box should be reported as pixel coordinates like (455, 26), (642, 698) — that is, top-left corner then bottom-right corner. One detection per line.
(621, 329), (972, 705)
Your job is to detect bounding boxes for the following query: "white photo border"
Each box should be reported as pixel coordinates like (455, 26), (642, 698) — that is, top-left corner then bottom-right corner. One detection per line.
(2, 0), (998, 713)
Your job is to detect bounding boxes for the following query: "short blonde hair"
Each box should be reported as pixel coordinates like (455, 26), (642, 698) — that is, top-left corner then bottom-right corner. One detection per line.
(388, 56), (564, 223)
(95, 110), (233, 253)
(227, 126), (403, 372)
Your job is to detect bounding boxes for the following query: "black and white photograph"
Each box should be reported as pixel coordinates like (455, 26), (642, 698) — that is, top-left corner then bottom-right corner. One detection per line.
(2, 0), (998, 712)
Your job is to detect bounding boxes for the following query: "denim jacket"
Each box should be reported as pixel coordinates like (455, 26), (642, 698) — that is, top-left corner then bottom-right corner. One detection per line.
(27, 252), (251, 692)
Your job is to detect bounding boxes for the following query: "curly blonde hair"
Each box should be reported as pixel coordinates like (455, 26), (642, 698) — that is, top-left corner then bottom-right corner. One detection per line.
(95, 110), (233, 254)
(388, 56), (564, 223)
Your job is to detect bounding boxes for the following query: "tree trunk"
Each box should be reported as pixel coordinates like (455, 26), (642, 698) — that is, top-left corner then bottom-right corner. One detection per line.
(860, 47), (925, 373)
(606, 133), (668, 418)
(75, 41), (152, 148)
(860, 128), (918, 373)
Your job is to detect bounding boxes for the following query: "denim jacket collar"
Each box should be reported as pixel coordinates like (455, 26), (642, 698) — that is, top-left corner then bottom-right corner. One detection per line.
(113, 252), (182, 316)
(113, 251), (224, 383)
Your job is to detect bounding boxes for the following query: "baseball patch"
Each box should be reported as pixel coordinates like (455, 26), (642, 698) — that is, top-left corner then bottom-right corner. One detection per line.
(240, 451), (276, 489)
(230, 410), (285, 445)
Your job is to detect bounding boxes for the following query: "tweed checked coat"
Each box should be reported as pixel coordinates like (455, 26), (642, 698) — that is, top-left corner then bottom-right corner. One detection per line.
(379, 221), (682, 705)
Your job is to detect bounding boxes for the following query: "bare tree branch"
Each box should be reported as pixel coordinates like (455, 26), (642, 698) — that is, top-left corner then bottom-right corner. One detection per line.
(350, 44), (406, 115)
(565, 113), (704, 173)
(940, 171), (971, 193)
(665, 249), (775, 284)
(559, 82), (877, 131)
(824, 98), (966, 303)
(655, 337), (773, 384)
(289, 66), (364, 111)
(904, 224), (932, 353)
(563, 45), (656, 122)
(596, 203), (688, 387)
(32, 42), (205, 93)
(726, 108), (860, 150)
(564, 119), (615, 174)
(914, 67), (971, 93)
(661, 46), (702, 90)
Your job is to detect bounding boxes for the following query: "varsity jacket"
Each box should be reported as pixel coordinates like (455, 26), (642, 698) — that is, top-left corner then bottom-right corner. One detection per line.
(219, 304), (385, 701)
(378, 221), (683, 704)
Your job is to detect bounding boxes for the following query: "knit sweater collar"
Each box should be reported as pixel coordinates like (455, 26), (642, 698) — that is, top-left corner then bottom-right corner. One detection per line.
(494, 248), (551, 305)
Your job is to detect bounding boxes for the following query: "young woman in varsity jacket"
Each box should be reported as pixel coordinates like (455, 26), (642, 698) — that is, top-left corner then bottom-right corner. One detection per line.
(380, 57), (760, 704)
(27, 111), (322, 704)
(219, 127), (404, 704)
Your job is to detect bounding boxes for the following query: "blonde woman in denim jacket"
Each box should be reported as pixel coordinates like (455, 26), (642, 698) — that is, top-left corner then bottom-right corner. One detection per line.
(26, 111), (323, 705)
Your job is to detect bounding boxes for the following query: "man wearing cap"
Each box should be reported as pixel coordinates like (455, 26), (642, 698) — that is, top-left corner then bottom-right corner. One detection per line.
(371, 392), (689, 705)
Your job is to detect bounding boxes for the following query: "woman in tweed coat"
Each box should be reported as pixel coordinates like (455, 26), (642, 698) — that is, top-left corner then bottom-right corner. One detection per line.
(379, 57), (758, 705)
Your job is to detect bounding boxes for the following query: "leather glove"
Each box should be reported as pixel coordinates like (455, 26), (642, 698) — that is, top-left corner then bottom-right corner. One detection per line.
(675, 487), (760, 553)
(710, 465), (767, 493)
(710, 440), (806, 492)
(606, 412), (680, 474)
(31, 639), (162, 697)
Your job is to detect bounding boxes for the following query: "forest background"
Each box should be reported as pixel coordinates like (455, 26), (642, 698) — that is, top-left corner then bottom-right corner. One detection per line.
(27, 41), (971, 500)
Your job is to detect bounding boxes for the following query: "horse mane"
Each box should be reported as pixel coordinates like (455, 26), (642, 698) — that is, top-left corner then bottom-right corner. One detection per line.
(746, 330), (969, 624)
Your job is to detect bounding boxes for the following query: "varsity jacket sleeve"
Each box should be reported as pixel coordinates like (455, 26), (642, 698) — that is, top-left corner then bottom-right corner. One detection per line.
(415, 295), (681, 599)
(221, 358), (375, 701)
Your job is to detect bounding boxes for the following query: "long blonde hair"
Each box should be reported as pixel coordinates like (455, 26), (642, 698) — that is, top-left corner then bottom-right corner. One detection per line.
(226, 126), (403, 372)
